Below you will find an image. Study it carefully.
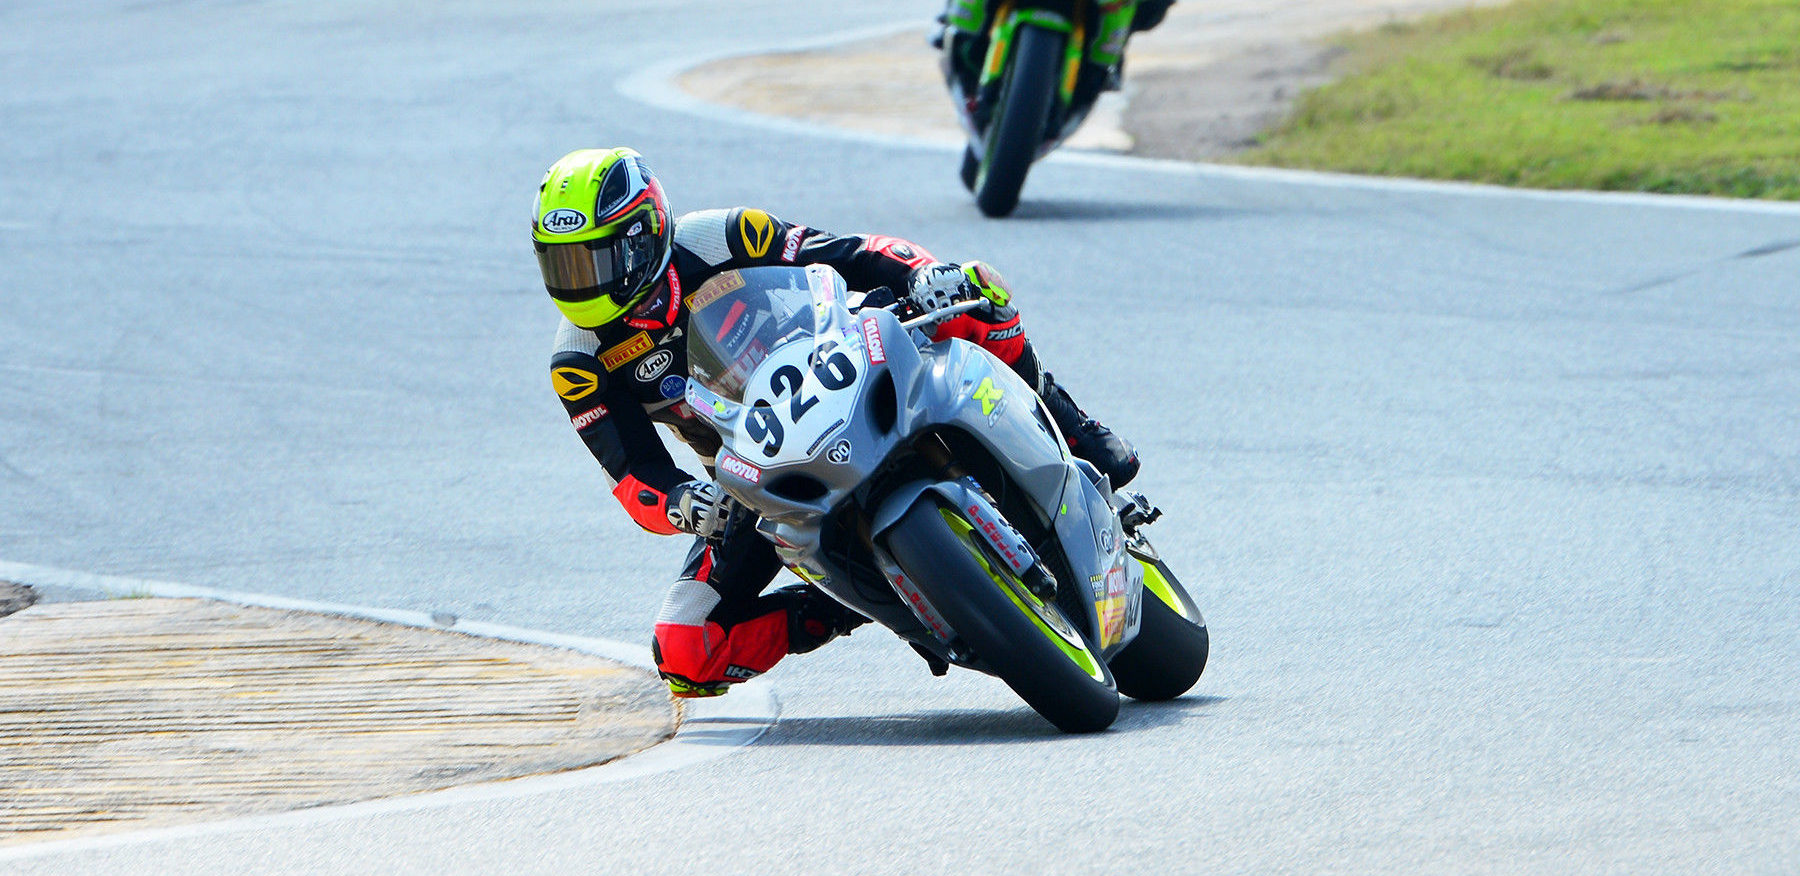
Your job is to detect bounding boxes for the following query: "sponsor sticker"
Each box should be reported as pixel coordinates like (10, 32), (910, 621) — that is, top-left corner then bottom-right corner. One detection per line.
(570, 404), (609, 430)
(965, 501), (1032, 574)
(781, 225), (806, 262)
(738, 209), (775, 258)
(826, 439), (853, 465)
(893, 572), (954, 641)
(973, 376), (1006, 423)
(861, 317), (886, 364)
(634, 349), (674, 382)
(659, 375), (686, 399)
(552, 366), (599, 401)
(686, 270), (745, 312)
(1101, 563), (1130, 645)
(539, 208), (585, 234)
(718, 453), (762, 484)
(601, 332), (654, 371)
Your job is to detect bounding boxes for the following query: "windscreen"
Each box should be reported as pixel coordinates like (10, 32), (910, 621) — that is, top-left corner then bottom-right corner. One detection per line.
(686, 267), (818, 402)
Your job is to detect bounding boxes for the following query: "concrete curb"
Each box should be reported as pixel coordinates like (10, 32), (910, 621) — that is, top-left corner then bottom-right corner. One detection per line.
(0, 560), (778, 861)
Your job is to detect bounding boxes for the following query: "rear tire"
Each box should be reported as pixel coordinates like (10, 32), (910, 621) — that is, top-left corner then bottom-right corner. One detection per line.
(973, 23), (1065, 217)
(884, 495), (1119, 733)
(1108, 556), (1209, 701)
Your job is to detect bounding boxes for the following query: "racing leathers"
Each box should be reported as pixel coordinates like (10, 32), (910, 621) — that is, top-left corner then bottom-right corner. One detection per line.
(551, 207), (1131, 697)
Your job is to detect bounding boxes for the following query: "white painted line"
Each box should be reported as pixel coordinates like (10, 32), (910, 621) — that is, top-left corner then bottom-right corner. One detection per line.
(620, 20), (1800, 218)
(0, 559), (779, 862)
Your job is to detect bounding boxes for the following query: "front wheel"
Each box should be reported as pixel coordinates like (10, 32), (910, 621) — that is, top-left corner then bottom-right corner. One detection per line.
(1108, 552), (1209, 701)
(883, 496), (1119, 733)
(973, 23), (1065, 217)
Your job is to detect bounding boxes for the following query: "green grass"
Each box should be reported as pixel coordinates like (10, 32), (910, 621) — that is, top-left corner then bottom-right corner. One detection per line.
(1235, 0), (1800, 199)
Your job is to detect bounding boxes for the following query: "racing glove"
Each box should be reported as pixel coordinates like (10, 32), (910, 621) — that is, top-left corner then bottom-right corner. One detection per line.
(666, 479), (728, 538)
(905, 260), (1026, 365)
(905, 261), (1015, 317)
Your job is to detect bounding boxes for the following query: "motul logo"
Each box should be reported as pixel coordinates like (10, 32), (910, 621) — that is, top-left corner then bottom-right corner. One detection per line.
(570, 405), (609, 430)
(861, 317), (886, 364)
(719, 454), (761, 483)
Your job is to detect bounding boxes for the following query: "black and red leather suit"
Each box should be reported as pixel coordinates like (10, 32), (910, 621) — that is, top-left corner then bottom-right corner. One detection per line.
(551, 207), (1040, 693)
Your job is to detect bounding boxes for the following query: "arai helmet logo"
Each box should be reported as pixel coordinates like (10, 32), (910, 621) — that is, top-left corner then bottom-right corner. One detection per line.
(635, 349), (674, 382)
(541, 209), (586, 234)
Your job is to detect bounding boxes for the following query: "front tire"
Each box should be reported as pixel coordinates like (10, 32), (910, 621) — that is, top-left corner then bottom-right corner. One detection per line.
(1108, 554), (1210, 701)
(884, 496), (1119, 733)
(973, 23), (1065, 217)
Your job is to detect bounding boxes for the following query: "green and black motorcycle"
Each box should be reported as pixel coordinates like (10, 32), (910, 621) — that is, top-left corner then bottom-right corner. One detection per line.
(938, 0), (1156, 216)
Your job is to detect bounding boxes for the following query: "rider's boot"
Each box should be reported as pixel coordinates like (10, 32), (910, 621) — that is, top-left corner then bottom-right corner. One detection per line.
(652, 583), (865, 699)
(768, 583), (867, 655)
(1037, 371), (1141, 488)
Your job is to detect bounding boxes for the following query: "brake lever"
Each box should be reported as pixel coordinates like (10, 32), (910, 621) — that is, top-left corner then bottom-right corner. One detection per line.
(898, 299), (982, 332)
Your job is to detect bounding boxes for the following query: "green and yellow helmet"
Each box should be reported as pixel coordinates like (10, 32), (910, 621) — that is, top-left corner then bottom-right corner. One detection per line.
(532, 147), (673, 329)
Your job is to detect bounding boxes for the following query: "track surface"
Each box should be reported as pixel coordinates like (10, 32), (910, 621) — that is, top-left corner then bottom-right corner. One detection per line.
(4, 1), (1798, 872)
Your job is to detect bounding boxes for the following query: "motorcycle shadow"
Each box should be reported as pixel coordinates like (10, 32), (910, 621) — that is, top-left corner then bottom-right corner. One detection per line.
(758, 695), (1226, 746)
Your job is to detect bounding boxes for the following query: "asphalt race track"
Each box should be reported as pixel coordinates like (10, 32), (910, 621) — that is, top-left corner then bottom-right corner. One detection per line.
(4, 1), (1799, 872)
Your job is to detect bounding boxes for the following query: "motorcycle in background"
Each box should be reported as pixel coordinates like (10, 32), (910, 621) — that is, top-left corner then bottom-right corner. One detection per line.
(938, 0), (1143, 217)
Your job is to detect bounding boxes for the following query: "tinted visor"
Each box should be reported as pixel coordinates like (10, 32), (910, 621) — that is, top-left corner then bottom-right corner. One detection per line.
(536, 232), (661, 304)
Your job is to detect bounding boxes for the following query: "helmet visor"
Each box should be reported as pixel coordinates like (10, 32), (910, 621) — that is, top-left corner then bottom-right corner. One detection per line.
(538, 233), (660, 300)
(537, 233), (662, 325)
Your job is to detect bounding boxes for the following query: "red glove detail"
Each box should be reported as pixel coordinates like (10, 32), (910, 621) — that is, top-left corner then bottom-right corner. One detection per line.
(613, 474), (681, 535)
(932, 311), (1026, 365)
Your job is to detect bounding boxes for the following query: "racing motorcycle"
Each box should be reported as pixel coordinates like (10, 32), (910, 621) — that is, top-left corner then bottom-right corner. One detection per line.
(938, 0), (1143, 217)
(683, 264), (1207, 733)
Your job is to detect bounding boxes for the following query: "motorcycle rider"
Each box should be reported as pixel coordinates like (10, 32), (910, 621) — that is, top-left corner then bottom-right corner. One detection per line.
(535, 147), (1138, 698)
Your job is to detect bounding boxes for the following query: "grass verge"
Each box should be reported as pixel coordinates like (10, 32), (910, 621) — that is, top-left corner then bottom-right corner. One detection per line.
(1234, 0), (1800, 199)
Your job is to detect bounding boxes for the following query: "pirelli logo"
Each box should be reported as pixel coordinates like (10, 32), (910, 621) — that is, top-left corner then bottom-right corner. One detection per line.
(601, 332), (654, 371)
(687, 270), (745, 312)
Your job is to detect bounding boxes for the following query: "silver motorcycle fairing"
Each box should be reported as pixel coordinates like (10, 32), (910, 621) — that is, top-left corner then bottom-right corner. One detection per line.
(684, 265), (1144, 665)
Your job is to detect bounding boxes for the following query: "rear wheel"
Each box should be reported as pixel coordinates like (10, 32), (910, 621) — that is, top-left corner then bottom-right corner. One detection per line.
(973, 23), (1065, 217)
(1108, 551), (1209, 701)
(884, 495), (1119, 733)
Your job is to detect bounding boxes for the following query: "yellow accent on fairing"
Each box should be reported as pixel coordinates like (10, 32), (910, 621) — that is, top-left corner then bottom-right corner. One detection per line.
(973, 377), (1005, 416)
(1136, 556), (1192, 620)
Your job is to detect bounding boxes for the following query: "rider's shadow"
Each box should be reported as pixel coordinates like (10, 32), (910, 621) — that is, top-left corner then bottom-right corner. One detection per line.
(753, 695), (1226, 746)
